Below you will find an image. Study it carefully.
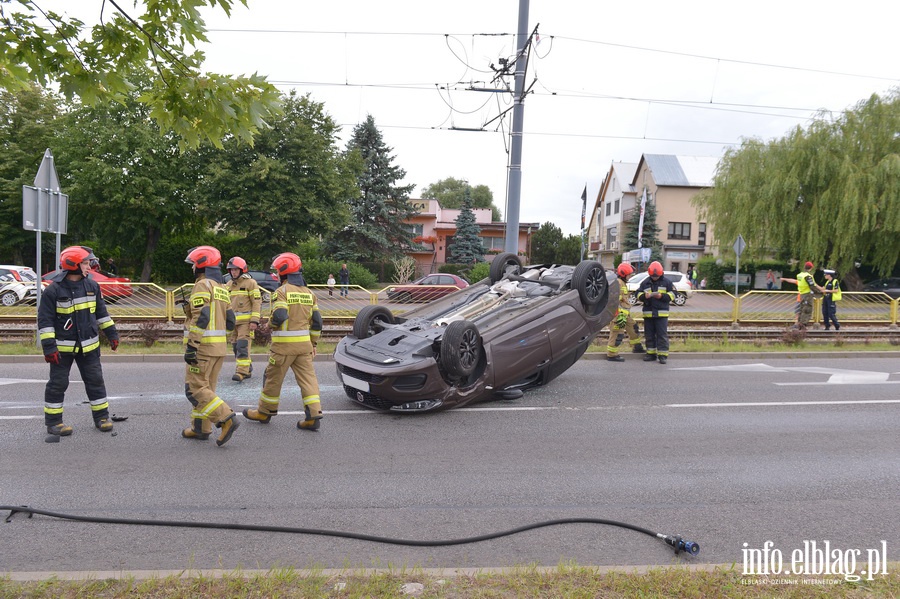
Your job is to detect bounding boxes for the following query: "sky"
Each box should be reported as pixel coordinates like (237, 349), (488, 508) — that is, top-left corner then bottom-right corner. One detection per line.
(35, 1), (900, 236)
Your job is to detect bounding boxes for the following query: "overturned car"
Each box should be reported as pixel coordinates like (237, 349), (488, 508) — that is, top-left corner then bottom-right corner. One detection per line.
(334, 253), (619, 413)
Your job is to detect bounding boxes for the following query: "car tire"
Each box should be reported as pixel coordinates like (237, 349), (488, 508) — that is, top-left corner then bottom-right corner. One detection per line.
(0, 290), (19, 307)
(489, 252), (522, 283)
(261, 291), (271, 303)
(673, 292), (687, 306)
(352, 305), (395, 339)
(440, 320), (482, 379)
(572, 260), (608, 306)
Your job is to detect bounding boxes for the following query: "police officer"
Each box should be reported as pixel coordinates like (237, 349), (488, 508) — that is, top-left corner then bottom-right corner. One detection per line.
(243, 252), (323, 431)
(822, 268), (841, 331)
(39, 246), (119, 436)
(636, 261), (675, 364)
(226, 256), (261, 382)
(606, 262), (644, 362)
(181, 245), (240, 446)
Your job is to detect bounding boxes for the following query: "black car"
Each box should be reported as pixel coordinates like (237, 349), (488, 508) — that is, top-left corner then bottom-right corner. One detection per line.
(862, 277), (900, 299)
(224, 270), (279, 300)
(334, 253), (618, 413)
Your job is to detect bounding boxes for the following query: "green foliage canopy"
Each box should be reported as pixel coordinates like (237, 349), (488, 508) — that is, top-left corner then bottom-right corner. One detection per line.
(421, 177), (501, 221)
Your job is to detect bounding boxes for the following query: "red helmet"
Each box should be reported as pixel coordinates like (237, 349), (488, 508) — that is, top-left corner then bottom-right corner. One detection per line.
(271, 252), (302, 276)
(184, 246), (221, 269)
(647, 261), (664, 277)
(616, 263), (634, 278)
(60, 246), (97, 272)
(226, 256), (248, 273)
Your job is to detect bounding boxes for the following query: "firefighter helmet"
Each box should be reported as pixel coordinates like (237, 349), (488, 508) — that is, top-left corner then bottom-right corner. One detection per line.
(647, 261), (664, 277)
(616, 263), (634, 278)
(271, 252), (302, 276)
(226, 256), (248, 273)
(60, 246), (97, 272)
(184, 246), (221, 269)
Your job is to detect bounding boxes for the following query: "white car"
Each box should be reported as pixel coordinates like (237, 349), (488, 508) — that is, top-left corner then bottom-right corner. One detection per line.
(0, 265), (39, 307)
(626, 270), (693, 306)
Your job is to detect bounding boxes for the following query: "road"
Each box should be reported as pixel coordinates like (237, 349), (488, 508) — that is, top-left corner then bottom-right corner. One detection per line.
(1, 355), (898, 574)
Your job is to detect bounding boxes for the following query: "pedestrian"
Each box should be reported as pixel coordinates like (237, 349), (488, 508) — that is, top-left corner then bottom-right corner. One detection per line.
(606, 263), (645, 362)
(327, 273), (335, 296)
(821, 268), (842, 331)
(338, 263), (350, 297)
(690, 266), (699, 289)
(766, 269), (776, 290)
(181, 245), (240, 446)
(226, 256), (262, 382)
(105, 257), (118, 276)
(779, 261), (824, 330)
(700, 277), (707, 290)
(635, 261), (675, 364)
(243, 252), (324, 431)
(38, 246), (119, 437)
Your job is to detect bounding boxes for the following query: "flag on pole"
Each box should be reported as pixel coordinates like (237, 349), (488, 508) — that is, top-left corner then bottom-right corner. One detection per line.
(580, 185), (587, 261)
(637, 188), (647, 249)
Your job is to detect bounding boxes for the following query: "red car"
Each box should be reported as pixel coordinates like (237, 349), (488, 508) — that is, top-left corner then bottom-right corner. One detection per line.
(43, 267), (133, 302)
(386, 274), (469, 302)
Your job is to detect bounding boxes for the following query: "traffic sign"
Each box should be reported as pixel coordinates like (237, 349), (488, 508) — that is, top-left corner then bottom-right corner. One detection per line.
(733, 234), (746, 257)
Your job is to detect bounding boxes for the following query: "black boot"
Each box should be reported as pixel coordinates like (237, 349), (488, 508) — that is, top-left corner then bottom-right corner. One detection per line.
(632, 344), (645, 353)
(643, 354), (658, 362)
(607, 355), (625, 362)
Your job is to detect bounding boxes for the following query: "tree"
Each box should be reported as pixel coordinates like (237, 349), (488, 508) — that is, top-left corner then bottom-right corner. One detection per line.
(54, 75), (206, 281)
(694, 91), (900, 283)
(202, 91), (354, 263)
(530, 222), (564, 264)
(621, 195), (663, 264)
(0, 85), (62, 266)
(421, 177), (502, 221)
(558, 235), (584, 265)
(324, 115), (417, 262)
(1, 0), (280, 148)
(449, 186), (483, 264)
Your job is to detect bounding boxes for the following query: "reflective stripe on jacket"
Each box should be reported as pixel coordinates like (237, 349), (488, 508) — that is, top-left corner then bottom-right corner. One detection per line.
(228, 274), (262, 324)
(186, 275), (231, 356)
(38, 275), (117, 355)
(270, 283), (322, 355)
(636, 275), (675, 318)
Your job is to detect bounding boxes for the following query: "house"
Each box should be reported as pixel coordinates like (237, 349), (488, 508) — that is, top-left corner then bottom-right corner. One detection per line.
(591, 154), (720, 274)
(403, 199), (537, 277)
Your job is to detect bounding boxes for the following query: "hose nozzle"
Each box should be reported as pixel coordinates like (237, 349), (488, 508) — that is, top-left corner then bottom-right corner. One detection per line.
(664, 535), (700, 556)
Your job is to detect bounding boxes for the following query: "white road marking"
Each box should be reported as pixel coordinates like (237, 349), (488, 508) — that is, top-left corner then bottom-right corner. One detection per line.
(0, 378), (81, 386)
(673, 364), (900, 385)
(669, 399), (900, 408)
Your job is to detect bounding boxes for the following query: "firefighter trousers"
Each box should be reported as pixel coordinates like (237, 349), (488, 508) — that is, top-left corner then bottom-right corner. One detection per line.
(257, 352), (321, 419)
(606, 317), (641, 357)
(230, 323), (254, 376)
(184, 355), (234, 434)
(643, 317), (670, 357)
(44, 349), (109, 427)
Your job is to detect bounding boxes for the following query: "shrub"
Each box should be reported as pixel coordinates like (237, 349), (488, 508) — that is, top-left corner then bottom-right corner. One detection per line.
(137, 321), (164, 347)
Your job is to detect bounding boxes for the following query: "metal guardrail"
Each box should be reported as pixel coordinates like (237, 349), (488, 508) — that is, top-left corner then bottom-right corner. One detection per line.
(1, 283), (897, 326)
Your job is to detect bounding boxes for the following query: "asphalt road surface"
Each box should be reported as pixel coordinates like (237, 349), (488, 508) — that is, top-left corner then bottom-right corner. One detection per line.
(1, 354), (898, 574)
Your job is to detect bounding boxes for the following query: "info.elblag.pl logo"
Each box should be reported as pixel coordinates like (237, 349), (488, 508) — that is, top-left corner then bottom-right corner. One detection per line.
(743, 541), (888, 582)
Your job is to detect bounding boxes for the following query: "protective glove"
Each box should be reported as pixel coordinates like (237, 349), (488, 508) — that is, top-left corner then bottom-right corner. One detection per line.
(614, 312), (629, 328)
(184, 344), (199, 365)
(109, 339), (119, 351)
(44, 351), (60, 365)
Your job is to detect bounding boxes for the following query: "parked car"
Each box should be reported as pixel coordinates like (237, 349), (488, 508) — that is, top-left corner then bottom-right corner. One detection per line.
(42, 268), (133, 302)
(386, 273), (469, 302)
(626, 270), (693, 306)
(223, 269), (280, 301)
(335, 253), (617, 413)
(0, 265), (38, 306)
(862, 277), (900, 299)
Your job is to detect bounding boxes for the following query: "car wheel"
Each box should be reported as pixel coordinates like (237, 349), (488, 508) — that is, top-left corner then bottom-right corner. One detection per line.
(440, 320), (482, 379)
(352, 305), (395, 339)
(489, 252), (522, 283)
(673, 292), (687, 306)
(0, 290), (19, 307)
(572, 260), (608, 306)
(261, 291), (272, 303)
(627, 292), (638, 306)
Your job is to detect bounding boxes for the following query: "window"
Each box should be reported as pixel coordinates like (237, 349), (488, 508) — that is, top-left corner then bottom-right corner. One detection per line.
(606, 202), (611, 217)
(670, 264), (681, 275)
(668, 222), (691, 240)
(481, 236), (504, 251)
(606, 227), (616, 245)
(405, 223), (424, 237)
(698, 223), (707, 246)
(614, 199), (620, 214)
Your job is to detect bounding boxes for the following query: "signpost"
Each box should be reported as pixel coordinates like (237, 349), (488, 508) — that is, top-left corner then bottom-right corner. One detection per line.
(22, 149), (69, 335)
(732, 234), (746, 296)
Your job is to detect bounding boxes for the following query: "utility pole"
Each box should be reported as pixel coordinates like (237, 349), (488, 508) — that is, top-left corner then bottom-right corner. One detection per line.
(503, 0), (530, 255)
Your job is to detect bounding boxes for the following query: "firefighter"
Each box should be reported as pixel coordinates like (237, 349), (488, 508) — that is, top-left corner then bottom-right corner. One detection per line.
(606, 262), (645, 362)
(181, 245), (240, 446)
(226, 256), (261, 382)
(38, 246), (119, 436)
(243, 252), (323, 431)
(636, 261), (675, 364)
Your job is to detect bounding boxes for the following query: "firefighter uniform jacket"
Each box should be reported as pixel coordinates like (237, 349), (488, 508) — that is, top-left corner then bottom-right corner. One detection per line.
(228, 274), (262, 326)
(38, 274), (118, 355)
(636, 275), (675, 318)
(269, 280), (322, 355)
(186, 275), (234, 357)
